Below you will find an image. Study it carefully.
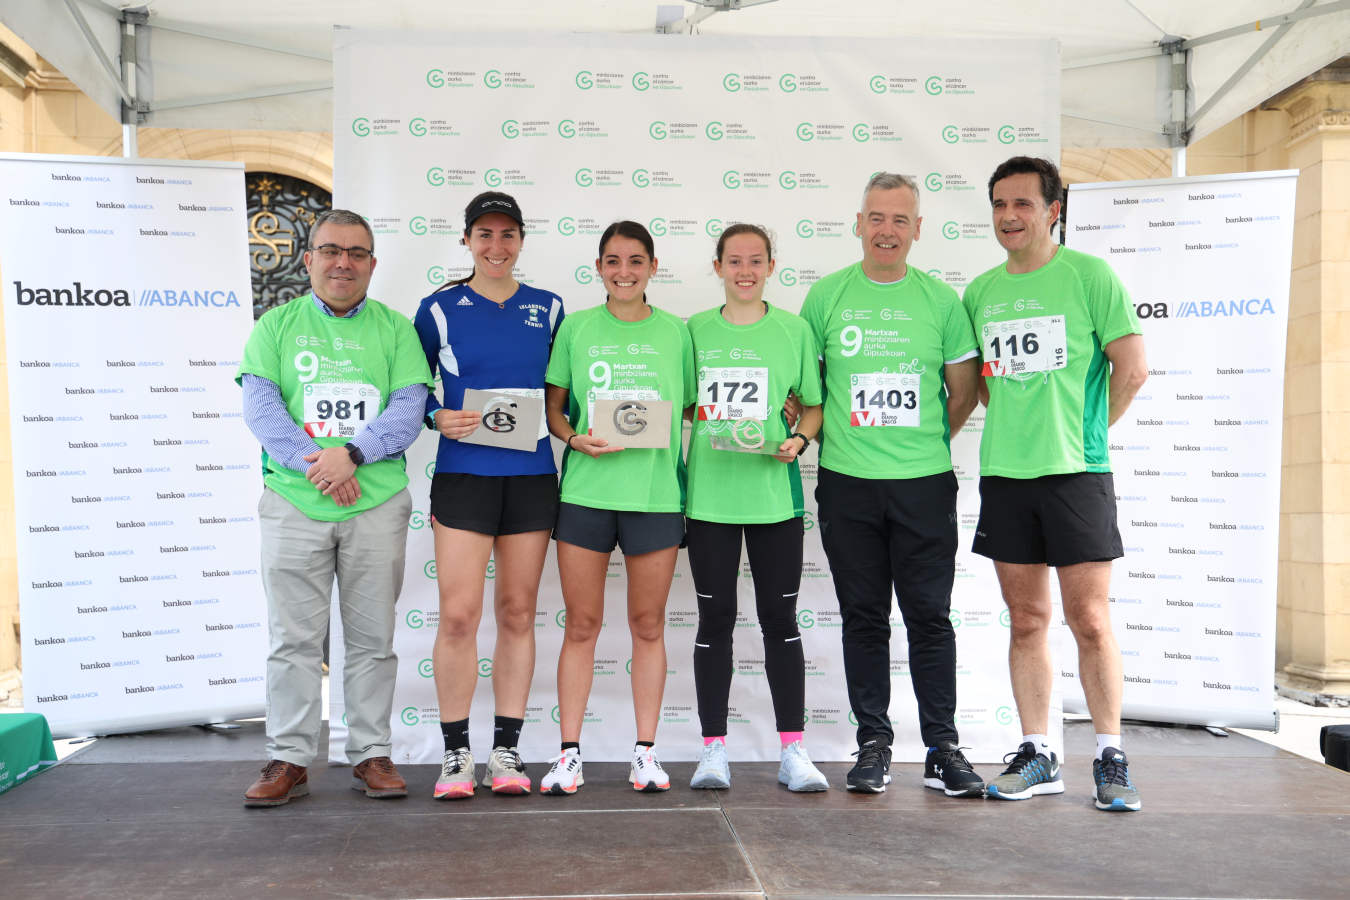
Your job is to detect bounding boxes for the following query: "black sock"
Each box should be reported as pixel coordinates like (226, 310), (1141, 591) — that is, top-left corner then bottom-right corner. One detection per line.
(440, 718), (469, 752)
(493, 715), (524, 749)
(561, 741), (580, 754)
(635, 740), (655, 748)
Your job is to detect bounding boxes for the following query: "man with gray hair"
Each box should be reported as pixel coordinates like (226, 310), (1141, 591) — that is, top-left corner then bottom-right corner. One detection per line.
(237, 209), (433, 806)
(800, 173), (983, 795)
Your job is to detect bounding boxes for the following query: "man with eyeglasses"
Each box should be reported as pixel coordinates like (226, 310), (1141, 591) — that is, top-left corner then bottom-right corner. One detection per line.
(237, 209), (433, 807)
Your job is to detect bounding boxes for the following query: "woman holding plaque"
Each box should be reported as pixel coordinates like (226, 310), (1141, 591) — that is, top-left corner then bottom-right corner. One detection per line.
(541, 220), (695, 794)
(683, 224), (827, 792)
(412, 191), (564, 799)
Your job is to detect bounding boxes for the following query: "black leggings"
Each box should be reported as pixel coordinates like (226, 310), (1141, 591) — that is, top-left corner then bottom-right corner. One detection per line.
(685, 517), (805, 736)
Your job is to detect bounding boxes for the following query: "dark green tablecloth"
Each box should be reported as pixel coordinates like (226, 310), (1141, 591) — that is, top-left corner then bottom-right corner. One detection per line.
(0, 713), (58, 794)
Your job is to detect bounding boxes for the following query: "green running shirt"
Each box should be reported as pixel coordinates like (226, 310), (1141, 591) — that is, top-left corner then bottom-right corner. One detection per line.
(685, 304), (823, 523)
(800, 263), (977, 480)
(962, 246), (1141, 478)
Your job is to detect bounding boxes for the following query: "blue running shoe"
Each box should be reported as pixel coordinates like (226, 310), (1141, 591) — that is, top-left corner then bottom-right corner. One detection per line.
(1093, 747), (1142, 811)
(986, 741), (1064, 800)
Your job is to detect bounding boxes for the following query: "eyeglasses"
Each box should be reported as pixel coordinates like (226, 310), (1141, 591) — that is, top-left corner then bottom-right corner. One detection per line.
(310, 243), (373, 262)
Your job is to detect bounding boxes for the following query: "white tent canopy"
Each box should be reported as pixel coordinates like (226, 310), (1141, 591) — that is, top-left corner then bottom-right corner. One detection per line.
(4, 0), (1350, 148)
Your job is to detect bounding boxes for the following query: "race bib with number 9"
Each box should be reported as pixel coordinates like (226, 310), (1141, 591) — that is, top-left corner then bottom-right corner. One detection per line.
(697, 366), (768, 421)
(302, 382), (381, 438)
(980, 315), (1067, 377)
(849, 372), (919, 427)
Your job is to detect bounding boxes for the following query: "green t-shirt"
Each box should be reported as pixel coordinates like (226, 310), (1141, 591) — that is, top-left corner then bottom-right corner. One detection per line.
(962, 246), (1141, 478)
(800, 263), (978, 480)
(685, 304), (823, 523)
(544, 303), (695, 512)
(237, 294), (434, 521)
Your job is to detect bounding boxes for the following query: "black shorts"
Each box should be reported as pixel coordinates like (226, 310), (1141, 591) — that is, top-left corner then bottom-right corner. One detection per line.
(430, 472), (558, 536)
(972, 473), (1123, 567)
(553, 502), (684, 555)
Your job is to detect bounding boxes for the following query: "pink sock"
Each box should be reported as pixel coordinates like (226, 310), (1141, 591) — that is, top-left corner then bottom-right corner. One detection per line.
(704, 735), (725, 746)
(779, 731), (804, 748)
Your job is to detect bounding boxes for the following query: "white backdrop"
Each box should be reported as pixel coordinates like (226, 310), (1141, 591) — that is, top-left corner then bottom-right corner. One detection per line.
(331, 30), (1062, 765)
(0, 154), (265, 738)
(1063, 172), (1295, 730)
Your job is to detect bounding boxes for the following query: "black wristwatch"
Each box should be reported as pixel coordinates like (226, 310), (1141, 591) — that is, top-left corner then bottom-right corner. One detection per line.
(344, 442), (365, 466)
(791, 432), (811, 456)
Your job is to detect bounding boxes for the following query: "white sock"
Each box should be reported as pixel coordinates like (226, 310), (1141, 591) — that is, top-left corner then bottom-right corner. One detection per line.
(1096, 734), (1122, 758)
(1021, 733), (1056, 759)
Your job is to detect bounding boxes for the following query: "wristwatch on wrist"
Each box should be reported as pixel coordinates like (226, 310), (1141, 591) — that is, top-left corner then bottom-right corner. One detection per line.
(344, 442), (365, 466)
(791, 432), (810, 456)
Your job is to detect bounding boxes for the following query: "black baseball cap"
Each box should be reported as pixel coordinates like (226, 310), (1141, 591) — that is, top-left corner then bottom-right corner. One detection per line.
(464, 191), (524, 231)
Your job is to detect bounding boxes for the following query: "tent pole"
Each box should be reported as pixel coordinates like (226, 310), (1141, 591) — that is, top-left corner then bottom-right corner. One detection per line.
(1172, 147), (1187, 178)
(119, 9), (148, 158)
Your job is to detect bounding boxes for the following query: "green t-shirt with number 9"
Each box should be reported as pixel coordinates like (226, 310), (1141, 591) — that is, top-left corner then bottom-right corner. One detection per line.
(800, 263), (978, 480)
(236, 294), (433, 521)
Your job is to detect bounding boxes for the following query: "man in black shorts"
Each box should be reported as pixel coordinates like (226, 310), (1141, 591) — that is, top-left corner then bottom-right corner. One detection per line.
(962, 157), (1148, 811)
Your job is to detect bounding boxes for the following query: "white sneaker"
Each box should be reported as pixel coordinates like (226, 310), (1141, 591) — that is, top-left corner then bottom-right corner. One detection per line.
(433, 747), (474, 800)
(690, 738), (731, 789)
(778, 741), (829, 792)
(540, 748), (583, 795)
(482, 746), (531, 794)
(630, 745), (671, 792)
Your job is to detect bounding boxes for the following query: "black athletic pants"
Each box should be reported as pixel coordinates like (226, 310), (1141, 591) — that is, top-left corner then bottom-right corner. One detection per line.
(815, 467), (960, 748)
(685, 517), (806, 737)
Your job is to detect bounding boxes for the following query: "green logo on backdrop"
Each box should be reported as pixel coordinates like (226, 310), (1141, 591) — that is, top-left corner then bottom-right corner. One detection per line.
(778, 170), (798, 190)
(484, 69), (503, 89)
(949, 610), (963, 628)
(408, 510), (429, 530)
(998, 125), (1016, 144)
(558, 119), (577, 138)
(478, 658), (493, 677)
(555, 609), (568, 628)
(796, 609), (815, 629)
(1000, 609), (1012, 628)
(722, 73), (741, 92)
(417, 659), (434, 678)
(625, 659), (633, 675)
(778, 268), (798, 287)
(575, 70), (594, 90)
(551, 705), (561, 723)
(705, 218), (724, 237)
(649, 121), (668, 140)
(557, 217), (577, 236)
(852, 123), (871, 142)
(573, 266), (593, 285)
(501, 119), (520, 139)
(409, 216), (428, 235)
(632, 169), (651, 188)
(925, 75), (943, 95)
(779, 73), (798, 92)
(649, 217), (668, 237)
(796, 122), (814, 142)
(485, 168), (503, 187)
(632, 71), (650, 91)
(868, 74), (887, 94)
(705, 121), (725, 140)
(423, 559), (436, 578)
(405, 609), (424, 629)
(426, 265), (446, 285)
(995, 705), (1014, 725)
(408, 117), (427, 137)
(796, 219), (814, 238)
(803, 511), (815, 530)
(425, 69), (444, 88)
(424, 461), (435, 479)
(722, 170), (741, 190)
(942, 125), (960, 143)
(575, 168), (594, 188)
(926, 172), (943, 191)
(351, 117), (370, 137)
(848, 711), (859, 726)
(942, 221), (960, 240)
(486, 560), (496, 580)
(401, 707), (420, 726)
(426, 167), (444, 186)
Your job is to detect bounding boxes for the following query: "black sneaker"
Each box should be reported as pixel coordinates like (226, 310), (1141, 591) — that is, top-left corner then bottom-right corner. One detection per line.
(1093, 747), (1142, 811)
(846, 739), (892, 793)
(923, 741), (985, 797)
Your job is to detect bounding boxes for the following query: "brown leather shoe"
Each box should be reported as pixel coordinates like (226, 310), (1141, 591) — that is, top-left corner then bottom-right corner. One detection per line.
(244, 760), (309, 807)
(352, 756), (407, 798)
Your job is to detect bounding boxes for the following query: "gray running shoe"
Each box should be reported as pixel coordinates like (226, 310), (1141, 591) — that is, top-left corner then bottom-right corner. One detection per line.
(778, 741), (828, 792)
(1093, 747), (1142, 811)
(690, 738), (731, 789)
(986, 741), (1064, 800)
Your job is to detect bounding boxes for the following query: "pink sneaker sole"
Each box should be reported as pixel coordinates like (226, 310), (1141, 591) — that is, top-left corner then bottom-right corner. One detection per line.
(432, 782), (474, 800)
(490, 776), (531, 795)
